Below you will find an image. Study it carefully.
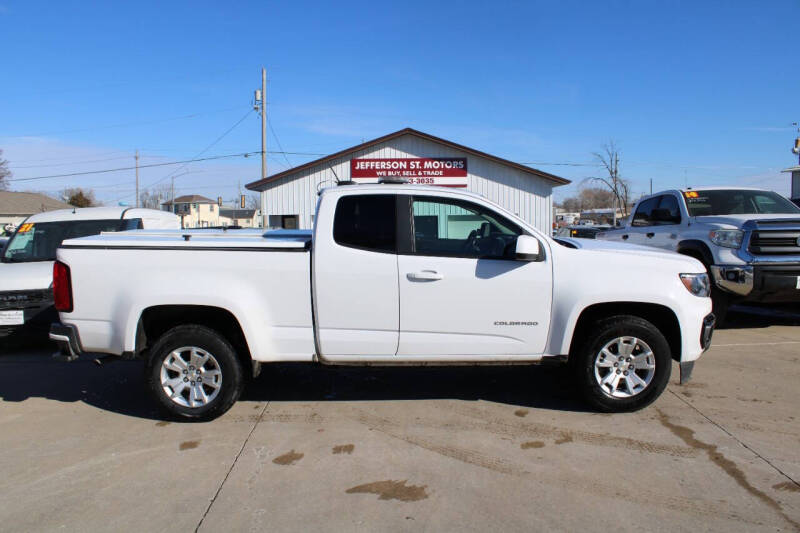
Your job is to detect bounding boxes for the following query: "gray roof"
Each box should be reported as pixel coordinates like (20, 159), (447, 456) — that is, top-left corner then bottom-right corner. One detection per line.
(161, 194), (215, 205)
(0, 191), (72, 216)
(220, 208), (257, 219)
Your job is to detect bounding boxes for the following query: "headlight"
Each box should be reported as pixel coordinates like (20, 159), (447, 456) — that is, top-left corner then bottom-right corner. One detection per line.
(680, 273), (710, 297)
(709, 229), (743, 249)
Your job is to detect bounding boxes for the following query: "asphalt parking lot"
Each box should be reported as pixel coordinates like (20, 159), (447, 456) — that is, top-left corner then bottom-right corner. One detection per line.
(1, 306), (799, 532)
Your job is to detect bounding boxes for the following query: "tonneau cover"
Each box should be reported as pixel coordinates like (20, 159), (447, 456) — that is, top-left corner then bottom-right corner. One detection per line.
(60, 231), (311, 250)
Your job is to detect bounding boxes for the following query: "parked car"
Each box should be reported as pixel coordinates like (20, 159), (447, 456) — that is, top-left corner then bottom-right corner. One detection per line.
(0, 207), (180, 338)
(556, 225), (612, 239)
(597, 187), (800, 323)
(50, 184), (713, 420)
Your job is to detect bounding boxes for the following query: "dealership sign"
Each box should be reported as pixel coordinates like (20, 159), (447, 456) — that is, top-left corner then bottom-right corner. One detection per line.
(350, 158), (468, 187)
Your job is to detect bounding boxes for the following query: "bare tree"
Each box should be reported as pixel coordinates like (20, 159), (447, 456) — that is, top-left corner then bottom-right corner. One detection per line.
(591, 141), (631, 218)
(245, 193), (260, 211)
(558, 187), (616, 213)
(63, 188), (97, 208)
(0, 149), (11, 191)
(139, 184), (172, 210)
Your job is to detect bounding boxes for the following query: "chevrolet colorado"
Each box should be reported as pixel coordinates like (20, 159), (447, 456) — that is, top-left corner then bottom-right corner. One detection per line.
(50, 184), (714, 420)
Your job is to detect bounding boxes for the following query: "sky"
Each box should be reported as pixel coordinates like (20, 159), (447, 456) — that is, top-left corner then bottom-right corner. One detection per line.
(1, 0), (799, 206)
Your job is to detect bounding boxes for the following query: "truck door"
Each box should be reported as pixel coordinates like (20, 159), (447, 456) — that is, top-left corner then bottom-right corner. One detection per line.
(649, 194), (684, 251)
(313, 194), (399, 355)
(397, 195), (552, 356)
(626, 196), (659, 246)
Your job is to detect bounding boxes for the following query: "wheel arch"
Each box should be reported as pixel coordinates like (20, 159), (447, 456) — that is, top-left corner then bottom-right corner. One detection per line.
(677, 240), (714, 267)
(568, 302), (682, 363)
(135, 305), (253, 373)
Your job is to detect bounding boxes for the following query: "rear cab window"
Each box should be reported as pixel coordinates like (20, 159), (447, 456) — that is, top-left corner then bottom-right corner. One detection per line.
(333, 195), (396, 253)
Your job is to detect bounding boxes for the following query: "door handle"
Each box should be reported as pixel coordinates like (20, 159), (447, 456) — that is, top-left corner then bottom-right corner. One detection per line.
(646, 232), (655, 238)
(407, 270), (443, 281)
(622, 234), (629, 240)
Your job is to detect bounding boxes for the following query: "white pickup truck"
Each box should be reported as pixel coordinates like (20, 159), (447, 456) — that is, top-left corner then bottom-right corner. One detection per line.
(50, 184), (714, 420)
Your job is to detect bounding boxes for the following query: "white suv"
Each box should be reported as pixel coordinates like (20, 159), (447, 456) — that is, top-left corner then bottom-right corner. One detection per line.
(0, 207), (179, 338)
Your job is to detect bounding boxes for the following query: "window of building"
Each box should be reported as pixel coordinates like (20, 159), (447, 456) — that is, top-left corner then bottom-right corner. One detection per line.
(282, 215), (299, 229)
(411, 196), (521, 259)
(333, 195), (396, 253)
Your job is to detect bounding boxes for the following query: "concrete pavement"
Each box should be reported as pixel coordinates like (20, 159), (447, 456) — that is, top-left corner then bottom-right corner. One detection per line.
(1, 309), (799, 532)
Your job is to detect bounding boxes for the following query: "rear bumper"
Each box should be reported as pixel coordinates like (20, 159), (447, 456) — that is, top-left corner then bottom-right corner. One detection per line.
(49, 323), (84, 361)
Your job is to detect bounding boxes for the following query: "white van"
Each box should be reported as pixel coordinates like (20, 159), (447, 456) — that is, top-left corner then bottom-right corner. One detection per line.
(0, 207), (180, 337)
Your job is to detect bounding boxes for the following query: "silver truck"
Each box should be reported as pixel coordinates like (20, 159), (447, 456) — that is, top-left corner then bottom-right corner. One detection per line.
(597, 187), (800, 323)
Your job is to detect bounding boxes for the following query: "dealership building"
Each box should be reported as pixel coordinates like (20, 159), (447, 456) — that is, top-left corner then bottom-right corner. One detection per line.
(246, 128), (570, 233)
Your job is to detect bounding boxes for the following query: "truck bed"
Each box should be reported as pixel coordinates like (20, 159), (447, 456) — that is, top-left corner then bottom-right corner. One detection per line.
(57, 230), (315, 360)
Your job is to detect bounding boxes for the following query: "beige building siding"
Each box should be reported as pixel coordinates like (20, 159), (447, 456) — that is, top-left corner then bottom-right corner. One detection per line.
(259, 134), (554, 233)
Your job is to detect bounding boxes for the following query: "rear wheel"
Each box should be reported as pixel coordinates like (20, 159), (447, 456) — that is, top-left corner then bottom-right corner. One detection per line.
(145, 325), (244, 421)
(573, 315), (671, 412)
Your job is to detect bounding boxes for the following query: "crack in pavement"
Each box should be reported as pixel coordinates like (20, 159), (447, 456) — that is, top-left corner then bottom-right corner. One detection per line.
(666, 391), (800, 530)
(194, 401), (270, 533)
(669, 390), (800, 489)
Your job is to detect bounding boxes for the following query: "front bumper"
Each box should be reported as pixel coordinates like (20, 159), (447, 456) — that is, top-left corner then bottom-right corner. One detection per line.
(682, 313), (715, 385)
(711, 263), (800, 302)
(0, 289), (55, 336)
(49, 323), (84, 361)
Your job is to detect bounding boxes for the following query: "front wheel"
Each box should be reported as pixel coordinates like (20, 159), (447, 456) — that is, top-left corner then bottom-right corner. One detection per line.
(573, 315), (672, 412)
(145, 325), (244, 421)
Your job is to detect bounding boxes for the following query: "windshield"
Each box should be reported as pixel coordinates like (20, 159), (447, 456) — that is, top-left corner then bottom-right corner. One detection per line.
(1, 219), (127, 263)
(683, 190), (800, 217)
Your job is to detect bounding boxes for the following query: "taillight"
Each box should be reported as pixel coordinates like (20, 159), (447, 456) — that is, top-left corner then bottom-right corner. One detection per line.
(53, 261), (73, 312)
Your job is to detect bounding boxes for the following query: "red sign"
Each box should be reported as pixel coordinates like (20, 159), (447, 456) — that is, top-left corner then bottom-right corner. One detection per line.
(350, 158), (468, 187)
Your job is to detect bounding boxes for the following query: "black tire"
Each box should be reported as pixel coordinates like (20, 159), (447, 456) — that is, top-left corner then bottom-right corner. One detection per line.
(573, 315), (672, 412)
(145, 325), (244, 421)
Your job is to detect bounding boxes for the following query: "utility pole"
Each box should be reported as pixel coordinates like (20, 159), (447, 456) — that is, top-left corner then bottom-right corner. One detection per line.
(650, 178), (653, 195)
(259, 68), (267, 228)
(135, 150), (139, 208)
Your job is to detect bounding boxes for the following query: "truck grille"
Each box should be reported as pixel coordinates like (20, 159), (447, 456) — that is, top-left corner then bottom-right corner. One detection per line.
(749, 230), (800, 255)
(0, 289), (53, 310)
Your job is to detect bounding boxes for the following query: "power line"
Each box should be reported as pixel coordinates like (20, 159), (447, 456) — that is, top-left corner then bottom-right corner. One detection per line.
(522, 161), (603, 167)
(267, 117), (292, 168)
(140, 109), (256, 192)
(11, 155), (134, 169)
(7, 152), (260, 183)
(7, 150), (132, 163)
(3, 105), (248, 138)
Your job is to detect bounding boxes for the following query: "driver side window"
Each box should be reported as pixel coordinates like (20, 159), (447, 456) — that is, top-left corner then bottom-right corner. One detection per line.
(411, 196), (522, 259)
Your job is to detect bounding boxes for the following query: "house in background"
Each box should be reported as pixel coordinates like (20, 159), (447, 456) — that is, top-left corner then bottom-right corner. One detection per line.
(161, 195), (222, 228)
(0, 191), (71, 234)
(219, 208), (260, 228)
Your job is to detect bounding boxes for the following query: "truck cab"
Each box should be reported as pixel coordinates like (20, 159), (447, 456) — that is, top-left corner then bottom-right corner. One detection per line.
(0, 207), (179, 338)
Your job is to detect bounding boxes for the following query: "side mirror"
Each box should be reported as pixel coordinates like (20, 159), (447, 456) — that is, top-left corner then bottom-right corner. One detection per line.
(515, 235), (542, 261)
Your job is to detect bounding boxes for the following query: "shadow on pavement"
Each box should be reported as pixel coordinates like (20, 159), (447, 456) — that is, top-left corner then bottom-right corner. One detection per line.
(0, 350), (589, 421)
(722, 304), (800, 330)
